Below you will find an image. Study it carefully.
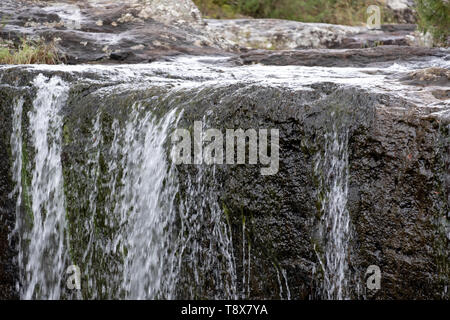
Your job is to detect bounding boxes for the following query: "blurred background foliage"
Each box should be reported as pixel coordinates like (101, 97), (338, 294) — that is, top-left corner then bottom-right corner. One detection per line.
(416, 0), (449, 45)
(193, 0), (449, 45)
(193, 0), (397, 25)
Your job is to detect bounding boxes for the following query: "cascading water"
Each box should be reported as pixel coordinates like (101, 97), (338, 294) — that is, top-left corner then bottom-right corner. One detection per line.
(176, 157), (238, 299)
(314, 120), (351, 300)
(117, 104), (179, 299)
(67, 102), (182, 299)
(2, 54), (448, 300)
(10, 75), (70, 299)
(10, 75), (239, 299)
(8, 71), (353, 300)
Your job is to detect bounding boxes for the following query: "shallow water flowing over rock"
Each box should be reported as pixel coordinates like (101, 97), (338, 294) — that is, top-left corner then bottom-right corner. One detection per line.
(0, 52), (449, 299)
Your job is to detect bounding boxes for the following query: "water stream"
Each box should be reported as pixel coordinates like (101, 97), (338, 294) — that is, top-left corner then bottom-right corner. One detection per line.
(6, 56), (445, 300)
(314, 121), (351, 300)
(10, 74), (239, 299)
(11, 75), (70, 299)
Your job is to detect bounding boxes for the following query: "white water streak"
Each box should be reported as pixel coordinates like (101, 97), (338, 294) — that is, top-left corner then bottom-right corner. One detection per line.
(24, 74), (70, 299)
(315, 126), (351, 300)
(179, 165), (238, 298)
(118, 105), (179, 299)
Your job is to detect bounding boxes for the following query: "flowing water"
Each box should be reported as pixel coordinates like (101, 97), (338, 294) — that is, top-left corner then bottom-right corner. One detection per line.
(71, 103), (182, 299)
(9, 73), (239, 299)
(10, 75), (70, 299)
(314, 121), (351, 300)
(6, 56), (445, 300)
(117, 106), (179, 299)
(3, 68), (393, 300)
(10, 96), (25, 294)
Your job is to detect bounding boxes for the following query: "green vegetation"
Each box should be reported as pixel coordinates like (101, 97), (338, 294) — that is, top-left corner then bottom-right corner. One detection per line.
(1, 15), (60, 64)
(416, 0), (449, 45)
(194, 0), (396, 25)
(0, 37), (60, 64)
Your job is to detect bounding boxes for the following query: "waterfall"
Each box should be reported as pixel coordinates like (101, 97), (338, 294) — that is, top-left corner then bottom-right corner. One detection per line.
(8, 72), (351, 300)
(10, 75), (70, 299)
(62, 101), (182, 299)
(2, 52), (447, 301)
(117, 105), (179, 299)
(9, 76), (239, 299)
(174, 120), (238, 299)
(314, 121), (351, 300)
(76, 102), (238, 299)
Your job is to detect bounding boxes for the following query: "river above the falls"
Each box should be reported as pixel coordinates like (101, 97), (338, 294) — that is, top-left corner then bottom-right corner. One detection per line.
(2, 54), (449, 96)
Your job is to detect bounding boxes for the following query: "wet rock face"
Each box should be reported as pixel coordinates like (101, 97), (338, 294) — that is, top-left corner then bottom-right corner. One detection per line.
(0, 88), (19, 299)
(178, 85), (449, 299)
(0, 56), (447, 299)
(349, 99), (449, 299)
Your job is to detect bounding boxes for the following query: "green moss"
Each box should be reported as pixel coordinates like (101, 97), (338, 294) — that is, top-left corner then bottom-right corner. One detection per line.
(222, 202), (231, 225)
(61, 96), (135, 298)
(63, 122), (72, 145)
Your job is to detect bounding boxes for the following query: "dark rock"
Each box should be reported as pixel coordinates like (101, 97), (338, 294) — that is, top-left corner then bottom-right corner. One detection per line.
(0, 1), (433, 65)
(0, 87), (19, 300)
(233, 46), (449, 68)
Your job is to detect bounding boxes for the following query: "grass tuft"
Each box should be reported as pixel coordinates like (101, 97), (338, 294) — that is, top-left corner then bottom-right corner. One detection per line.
(0, 37), (61, 65)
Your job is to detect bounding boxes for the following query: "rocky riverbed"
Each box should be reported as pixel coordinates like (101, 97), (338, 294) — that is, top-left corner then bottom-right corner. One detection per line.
(0, 0), (435, 64)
